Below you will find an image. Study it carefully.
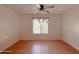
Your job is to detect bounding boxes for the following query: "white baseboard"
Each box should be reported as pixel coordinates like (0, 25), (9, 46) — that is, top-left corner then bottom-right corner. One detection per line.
(1, 39), (19, 52)
(62, 39), (79, 51)
(20, 39), (62, 40)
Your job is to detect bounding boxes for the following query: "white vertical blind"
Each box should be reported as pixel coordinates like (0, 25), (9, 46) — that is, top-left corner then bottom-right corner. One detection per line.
(33, 18), (40, 34)
(33, 18), (48, 34)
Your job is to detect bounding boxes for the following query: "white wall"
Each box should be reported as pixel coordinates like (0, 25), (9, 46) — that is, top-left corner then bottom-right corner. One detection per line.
(19, 14), (62, 40)
(0, 5), (19, 51)
(63, 6), (79, 50)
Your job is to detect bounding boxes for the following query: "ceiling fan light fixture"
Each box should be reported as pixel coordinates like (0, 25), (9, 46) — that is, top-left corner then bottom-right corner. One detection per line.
(36, 4), (54, 14)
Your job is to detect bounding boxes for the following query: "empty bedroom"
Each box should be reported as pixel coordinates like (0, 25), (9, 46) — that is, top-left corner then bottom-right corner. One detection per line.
(0, 4), (79, 54)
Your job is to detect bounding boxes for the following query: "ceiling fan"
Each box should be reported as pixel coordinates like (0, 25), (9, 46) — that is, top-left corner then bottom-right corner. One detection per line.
(36, 4), (54, 13)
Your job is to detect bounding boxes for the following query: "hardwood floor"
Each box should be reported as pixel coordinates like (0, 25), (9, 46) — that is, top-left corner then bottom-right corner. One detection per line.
(1, 40), (79, 54)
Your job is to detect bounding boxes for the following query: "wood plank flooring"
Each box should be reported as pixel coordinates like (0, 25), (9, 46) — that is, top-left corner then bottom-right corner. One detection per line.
(1, 40), (79, 54)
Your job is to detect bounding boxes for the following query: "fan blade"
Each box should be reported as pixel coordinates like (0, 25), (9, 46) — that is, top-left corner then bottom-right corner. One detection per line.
(44, 5), (54, 9)
(36, 4), (40, 8)
(43, 10), (49, 13)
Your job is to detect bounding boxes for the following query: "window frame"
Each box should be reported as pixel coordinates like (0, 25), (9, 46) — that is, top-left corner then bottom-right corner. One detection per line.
(33, 18), (48, 34)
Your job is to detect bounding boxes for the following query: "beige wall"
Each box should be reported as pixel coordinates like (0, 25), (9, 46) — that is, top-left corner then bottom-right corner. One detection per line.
(63, 6), (79, 50)
(0, 5), (19, 51)
(19, 14), (62, 40)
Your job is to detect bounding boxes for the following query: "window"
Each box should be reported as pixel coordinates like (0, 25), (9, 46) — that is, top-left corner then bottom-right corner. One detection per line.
(33, 18), (48, 34)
